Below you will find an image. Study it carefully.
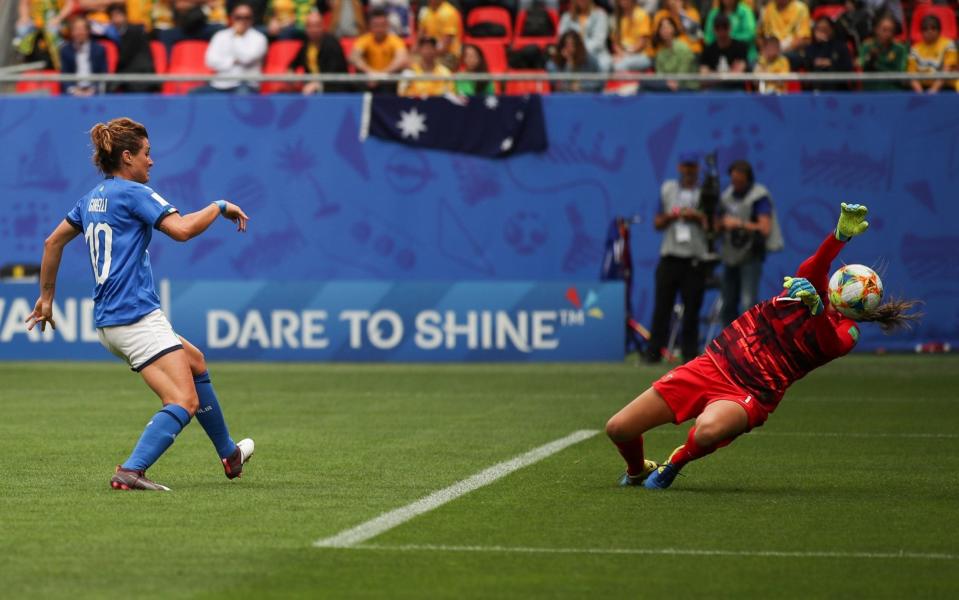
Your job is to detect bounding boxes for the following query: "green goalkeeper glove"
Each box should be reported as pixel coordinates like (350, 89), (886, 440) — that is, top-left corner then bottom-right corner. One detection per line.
(783, 276), (824, 316)
(836, 203), (869, 242)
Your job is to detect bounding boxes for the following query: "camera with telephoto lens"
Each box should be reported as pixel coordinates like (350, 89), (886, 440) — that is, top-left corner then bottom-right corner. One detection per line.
(700, 151), (720, 248)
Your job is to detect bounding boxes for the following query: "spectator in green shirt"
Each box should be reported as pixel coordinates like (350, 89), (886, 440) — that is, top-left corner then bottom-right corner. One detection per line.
(455, 44), (494, 96)
(653, 16), (698, 91)
(703, 0), (757, 64)
(858, 14), (907, 91)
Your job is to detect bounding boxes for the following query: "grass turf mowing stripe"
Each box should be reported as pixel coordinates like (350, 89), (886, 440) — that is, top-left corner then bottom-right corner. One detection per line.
(314, 429), (599, 548)
(346, 544), (959, 561)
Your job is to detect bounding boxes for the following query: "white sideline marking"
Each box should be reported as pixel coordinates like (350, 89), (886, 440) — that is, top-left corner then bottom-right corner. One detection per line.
(313, 430), (599, 548)
(344, 543), (959, 561)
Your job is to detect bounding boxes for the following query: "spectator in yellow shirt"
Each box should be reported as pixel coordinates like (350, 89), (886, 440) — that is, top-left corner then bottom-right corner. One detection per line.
(351, 8), (410, 93)
(759, 0), (810, 54)
(613, 0), (653, 71)
(755, 34), (790, 94)
(652, 0), (703, 55)
(400, 37), (455, 97)
(908, 15), (957, 94)
(417, 0), (462, 64)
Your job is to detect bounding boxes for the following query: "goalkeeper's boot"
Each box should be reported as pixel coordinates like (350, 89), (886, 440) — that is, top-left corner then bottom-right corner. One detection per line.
(644, 446), (684, 490)
(223, 438), (255, 480)
(110, 466), (170, 491)
(618, 460), (660, 486)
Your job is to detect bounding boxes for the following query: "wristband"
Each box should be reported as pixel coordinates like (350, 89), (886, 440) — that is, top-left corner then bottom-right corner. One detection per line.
(213, 200), (227, 215)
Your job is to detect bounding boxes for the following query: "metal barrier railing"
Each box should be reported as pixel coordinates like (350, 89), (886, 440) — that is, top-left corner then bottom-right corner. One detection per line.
(0, 71), (954, 87)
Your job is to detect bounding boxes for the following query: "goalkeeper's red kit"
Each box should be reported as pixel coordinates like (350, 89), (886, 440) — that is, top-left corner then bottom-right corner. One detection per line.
(706, 234), (860, 411)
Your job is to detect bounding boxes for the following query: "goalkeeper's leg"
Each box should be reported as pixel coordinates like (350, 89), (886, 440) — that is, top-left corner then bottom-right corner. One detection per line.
(606, 387), (675, 484)
(645, 400), (748, 489)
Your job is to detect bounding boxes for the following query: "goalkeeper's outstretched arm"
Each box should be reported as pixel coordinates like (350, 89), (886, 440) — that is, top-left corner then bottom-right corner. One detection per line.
(795, 203), (869, 290)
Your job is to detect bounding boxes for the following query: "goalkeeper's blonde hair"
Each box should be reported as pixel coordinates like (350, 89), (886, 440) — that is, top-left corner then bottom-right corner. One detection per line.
(857, 297), (923, 332)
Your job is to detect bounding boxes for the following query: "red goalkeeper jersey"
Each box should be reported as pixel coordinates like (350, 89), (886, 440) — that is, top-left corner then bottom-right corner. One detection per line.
(706, 234), (860, 409)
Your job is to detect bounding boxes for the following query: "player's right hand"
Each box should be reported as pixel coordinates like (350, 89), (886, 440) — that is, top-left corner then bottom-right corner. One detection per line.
(221, 201), (249, 233)
(783, 277), (824, 316)
(836, 203), (869, 241)
(25, 297), (56, 332)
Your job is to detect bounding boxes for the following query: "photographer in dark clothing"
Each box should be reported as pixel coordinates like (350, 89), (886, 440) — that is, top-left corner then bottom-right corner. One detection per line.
(718, 160), (782, 326)
(645, 153), (713, 364)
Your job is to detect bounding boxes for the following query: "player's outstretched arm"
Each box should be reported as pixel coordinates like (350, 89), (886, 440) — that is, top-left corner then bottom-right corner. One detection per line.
(159, 200), (249, 242)
(835, 202), (869, 241)
(26, 220), (81, 332)
(795, 203), (870, 288)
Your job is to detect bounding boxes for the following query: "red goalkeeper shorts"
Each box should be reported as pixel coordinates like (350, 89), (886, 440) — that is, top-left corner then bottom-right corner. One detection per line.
(652, 354), (770, 430)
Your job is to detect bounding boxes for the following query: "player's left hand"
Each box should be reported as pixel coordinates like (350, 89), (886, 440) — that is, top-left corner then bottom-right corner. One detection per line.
(836, 203), (869, 241)
(221, 201), (249, 233)
(783, 276), (824, 316)
(25, 297), (56, 332)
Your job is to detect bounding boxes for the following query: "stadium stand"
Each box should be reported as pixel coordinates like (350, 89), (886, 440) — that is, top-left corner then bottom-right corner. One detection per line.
(910, 4), (957, 42)
(162, 40), (213, 95)
(261, 39), (304, 94)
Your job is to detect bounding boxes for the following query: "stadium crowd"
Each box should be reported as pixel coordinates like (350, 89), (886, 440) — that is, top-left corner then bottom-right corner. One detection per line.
(9, 0), (959, 95)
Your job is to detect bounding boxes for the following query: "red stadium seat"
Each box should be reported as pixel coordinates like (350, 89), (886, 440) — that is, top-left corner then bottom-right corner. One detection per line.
(150, 40), (168, 74)
(162, 40), (212, 95)
(463, 37), (508, 73)
(910, 5), (958, 42)
(811, 6), (846, 22)
(97, 39), (118, 73)
(503, 69), (551, 95)
(261, 40), (303, 94)
(466, 7), (513, 40)
(340, 37), (357, 72)
(15, 70), (60, 95)
(604, 76), (640, 94)
(514, 8), (559, 48)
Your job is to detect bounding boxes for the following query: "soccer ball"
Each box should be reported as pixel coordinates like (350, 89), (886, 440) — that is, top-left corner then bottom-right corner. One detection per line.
(828, 264), (883, 319)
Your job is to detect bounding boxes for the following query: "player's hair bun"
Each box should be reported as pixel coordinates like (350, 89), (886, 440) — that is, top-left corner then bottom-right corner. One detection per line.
(89, 118), (148, 174)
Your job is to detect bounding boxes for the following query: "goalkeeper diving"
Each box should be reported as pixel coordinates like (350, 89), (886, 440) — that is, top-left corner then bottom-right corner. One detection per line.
(606, 203), (921, 489)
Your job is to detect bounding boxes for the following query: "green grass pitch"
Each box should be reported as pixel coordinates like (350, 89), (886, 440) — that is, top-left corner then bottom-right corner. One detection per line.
(1, 356), (957, 598)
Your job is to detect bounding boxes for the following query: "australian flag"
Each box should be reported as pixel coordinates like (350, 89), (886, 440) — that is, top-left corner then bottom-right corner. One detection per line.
(361, 93), (548, 158)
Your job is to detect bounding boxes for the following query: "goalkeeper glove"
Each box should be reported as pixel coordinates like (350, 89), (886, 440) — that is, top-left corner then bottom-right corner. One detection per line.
(783, 276), (824, 316)
(836, 203), (869, 242)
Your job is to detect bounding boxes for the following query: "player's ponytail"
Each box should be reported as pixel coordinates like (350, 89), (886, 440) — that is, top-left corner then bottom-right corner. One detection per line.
(89, 117), (148, 174)
(857, 297), (923, 332)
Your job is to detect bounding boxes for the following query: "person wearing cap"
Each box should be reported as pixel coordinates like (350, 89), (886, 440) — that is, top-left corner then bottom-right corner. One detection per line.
(645, 152), (712, 364)
(699, 13), (748, 89)
(703, 0), (756, 64)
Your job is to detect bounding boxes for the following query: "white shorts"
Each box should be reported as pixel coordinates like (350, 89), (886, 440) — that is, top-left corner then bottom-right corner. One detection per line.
(97, 309), (183, 372)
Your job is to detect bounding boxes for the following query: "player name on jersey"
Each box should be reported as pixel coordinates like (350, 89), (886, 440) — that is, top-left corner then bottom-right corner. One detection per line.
(88, 198), (109, 213)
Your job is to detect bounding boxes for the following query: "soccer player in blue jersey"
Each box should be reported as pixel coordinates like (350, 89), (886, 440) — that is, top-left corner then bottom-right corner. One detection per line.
(26, 117), (254, 491)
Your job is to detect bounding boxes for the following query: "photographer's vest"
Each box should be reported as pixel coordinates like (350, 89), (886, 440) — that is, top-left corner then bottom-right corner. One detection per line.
(659, 180), (708, 260)
(719, 183), (783, 266)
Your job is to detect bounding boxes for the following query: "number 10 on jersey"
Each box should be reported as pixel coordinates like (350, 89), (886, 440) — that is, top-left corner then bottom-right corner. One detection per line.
(84, 222), (113, 285)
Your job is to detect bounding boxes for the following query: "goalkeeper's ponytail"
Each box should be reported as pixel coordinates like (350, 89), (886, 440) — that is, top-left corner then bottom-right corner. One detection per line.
(857, 297), (923, 332)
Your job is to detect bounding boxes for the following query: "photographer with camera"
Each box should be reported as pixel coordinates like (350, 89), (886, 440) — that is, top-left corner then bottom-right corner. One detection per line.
(645, 152), (712, 364)
(718, 159), (782, 326)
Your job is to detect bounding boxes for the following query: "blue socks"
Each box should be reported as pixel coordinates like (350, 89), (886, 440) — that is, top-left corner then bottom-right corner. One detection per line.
(122, 404), (191, 472)
(193, 371), (237, 460)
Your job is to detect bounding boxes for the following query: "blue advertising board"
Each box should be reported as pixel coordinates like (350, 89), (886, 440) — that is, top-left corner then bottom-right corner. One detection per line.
(0, 281), (624, 362)
(1, 94), (956, 351)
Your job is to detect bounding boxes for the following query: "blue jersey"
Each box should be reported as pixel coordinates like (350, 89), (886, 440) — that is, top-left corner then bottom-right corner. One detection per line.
(66, 177), (178, 327)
